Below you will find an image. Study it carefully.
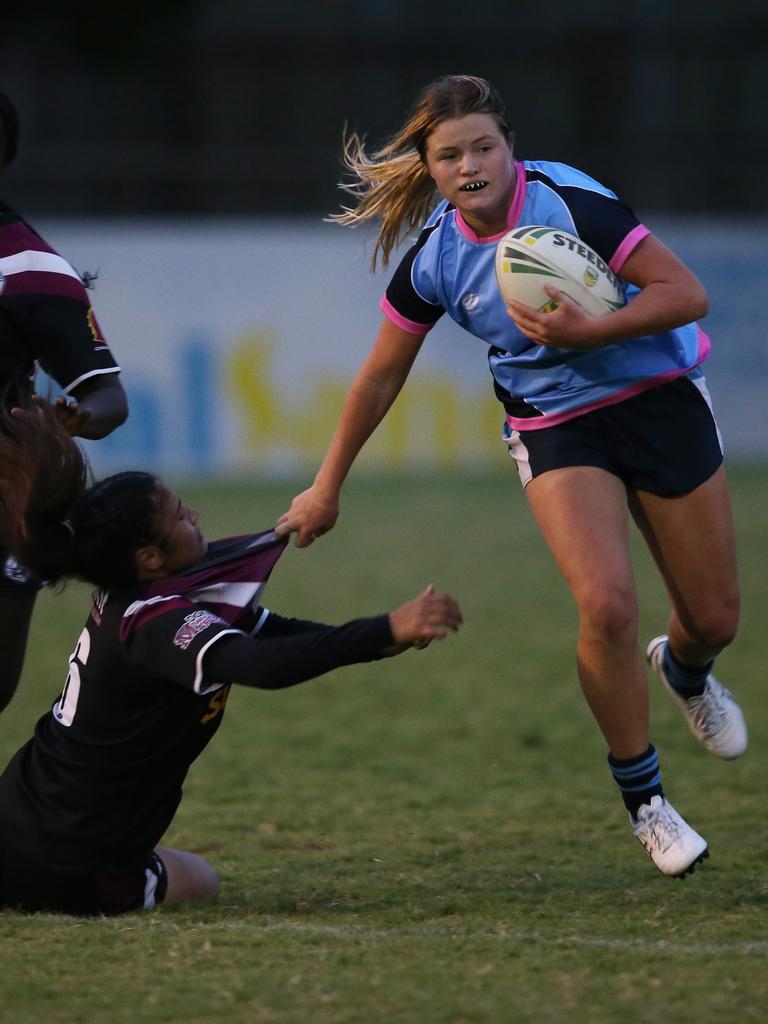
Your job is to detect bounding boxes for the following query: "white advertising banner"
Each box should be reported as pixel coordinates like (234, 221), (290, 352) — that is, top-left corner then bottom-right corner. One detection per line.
(38, 218), (767, 477)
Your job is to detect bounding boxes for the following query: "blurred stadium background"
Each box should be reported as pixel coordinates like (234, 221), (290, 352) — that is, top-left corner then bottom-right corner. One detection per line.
(2, 1), (766, 476)
(3, 11), (768, 1019)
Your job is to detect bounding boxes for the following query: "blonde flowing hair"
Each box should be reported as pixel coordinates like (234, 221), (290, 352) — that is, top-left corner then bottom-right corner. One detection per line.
(329, 75), (514, 269)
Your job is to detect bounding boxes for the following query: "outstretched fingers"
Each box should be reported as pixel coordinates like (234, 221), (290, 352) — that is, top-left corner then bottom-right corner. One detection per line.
(388, 584), (463, 647)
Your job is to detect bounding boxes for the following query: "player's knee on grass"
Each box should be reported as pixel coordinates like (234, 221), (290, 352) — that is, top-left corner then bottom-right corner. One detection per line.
(157, 847), (220, 906)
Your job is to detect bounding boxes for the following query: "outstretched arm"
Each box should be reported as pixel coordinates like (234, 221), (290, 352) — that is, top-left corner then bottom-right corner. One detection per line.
(275, 318), (425, 547)
(203, 585), (463, 689)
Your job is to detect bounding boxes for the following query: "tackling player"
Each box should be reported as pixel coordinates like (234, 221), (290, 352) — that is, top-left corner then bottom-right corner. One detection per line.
(0, 402), (462, 916)
(0, 88), (128, 713)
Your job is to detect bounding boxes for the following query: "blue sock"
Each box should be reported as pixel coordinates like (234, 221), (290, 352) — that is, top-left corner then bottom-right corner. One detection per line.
(608, 744), (664, 819)
(663, 645), (712, 698)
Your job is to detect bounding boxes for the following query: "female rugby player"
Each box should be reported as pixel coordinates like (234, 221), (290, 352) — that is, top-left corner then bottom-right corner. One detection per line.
(276, 74), (746, 878)
(0, 403), (461, 915)
(0, 88), (128, 713)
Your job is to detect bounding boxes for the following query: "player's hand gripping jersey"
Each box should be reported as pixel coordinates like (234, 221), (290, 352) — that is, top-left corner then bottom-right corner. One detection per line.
(382, 161), (710, 430)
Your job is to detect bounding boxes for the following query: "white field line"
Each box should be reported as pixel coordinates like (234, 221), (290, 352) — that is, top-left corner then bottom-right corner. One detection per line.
(146, 919), (768, 957)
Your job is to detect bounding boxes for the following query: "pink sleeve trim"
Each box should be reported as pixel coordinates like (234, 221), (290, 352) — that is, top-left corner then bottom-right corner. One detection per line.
(380, 295), (433, 335)
(695, 323), (712, 362)
(609, 224), (650, 274)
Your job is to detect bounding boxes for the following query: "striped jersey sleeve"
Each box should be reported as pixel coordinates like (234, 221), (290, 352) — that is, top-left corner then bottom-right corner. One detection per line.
(524, 165), (648, 272)
(120, 598), (241, 695)
(0, 205), (120, 393)
(380, 218), (446, 334)
(118, 532), (288, 693)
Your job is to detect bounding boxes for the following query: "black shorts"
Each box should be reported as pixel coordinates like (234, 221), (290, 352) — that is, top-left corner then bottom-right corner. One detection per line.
(503, 376), (723, 497)
(0, 845), (168, 916)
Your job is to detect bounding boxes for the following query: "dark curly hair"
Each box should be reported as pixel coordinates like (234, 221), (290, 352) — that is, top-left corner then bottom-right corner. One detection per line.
(0, 402), (162, 589)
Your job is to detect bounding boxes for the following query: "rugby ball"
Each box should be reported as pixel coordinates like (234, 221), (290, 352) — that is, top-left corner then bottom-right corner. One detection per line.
(495, 225), (626, 316)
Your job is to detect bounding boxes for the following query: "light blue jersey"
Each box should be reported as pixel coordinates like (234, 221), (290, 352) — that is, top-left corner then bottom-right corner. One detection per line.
(382, 160), (709, 429)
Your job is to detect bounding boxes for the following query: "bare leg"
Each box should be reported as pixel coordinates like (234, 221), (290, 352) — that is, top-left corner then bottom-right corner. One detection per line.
(0, 591), (38, 713)
(630, 465), (740, 666)
(156, 847), (220, 906)
(525, 467), (647, 758)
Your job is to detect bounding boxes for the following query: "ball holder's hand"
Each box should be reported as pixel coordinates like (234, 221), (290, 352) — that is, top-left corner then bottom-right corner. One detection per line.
(506, 287), (601, 350)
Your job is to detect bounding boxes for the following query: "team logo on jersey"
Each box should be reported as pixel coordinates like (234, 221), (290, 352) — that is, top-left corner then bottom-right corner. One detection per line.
(461, 292), (480, 312)
(86, 306), (106, 346)
(173, 609), (225, 650)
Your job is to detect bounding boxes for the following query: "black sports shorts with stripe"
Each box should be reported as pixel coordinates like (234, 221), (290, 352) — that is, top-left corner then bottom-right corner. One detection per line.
(504, 376), (723, 497)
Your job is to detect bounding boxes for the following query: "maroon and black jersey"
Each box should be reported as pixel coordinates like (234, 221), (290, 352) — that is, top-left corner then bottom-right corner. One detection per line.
(0, 533), (393, 876)
(0, 200), (120, 405)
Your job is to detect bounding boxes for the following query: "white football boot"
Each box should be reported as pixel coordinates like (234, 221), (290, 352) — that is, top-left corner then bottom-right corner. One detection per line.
(647, 635), (747, 760)
(632, 796), (709, 878)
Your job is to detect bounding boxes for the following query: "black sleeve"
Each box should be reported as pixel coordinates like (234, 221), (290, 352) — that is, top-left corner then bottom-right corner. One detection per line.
(30, 295), (120, 392)
(383, 221), (445, 328)
(204, 613), (395, 689)
(255, 610), (332, 638)
(559, 187), (642, 266)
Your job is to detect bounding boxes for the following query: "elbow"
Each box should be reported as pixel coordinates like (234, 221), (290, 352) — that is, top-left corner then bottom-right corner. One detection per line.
(683, 268), (709, 321)
(691, 281), (709, 321)
(71, 376), (129, 439)
(86, 397), (129, 439)
(111, 394), (130, 431)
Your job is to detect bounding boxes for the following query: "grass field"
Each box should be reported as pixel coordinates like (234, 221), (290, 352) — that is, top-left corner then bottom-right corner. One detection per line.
(0, 468), (766, 1023)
